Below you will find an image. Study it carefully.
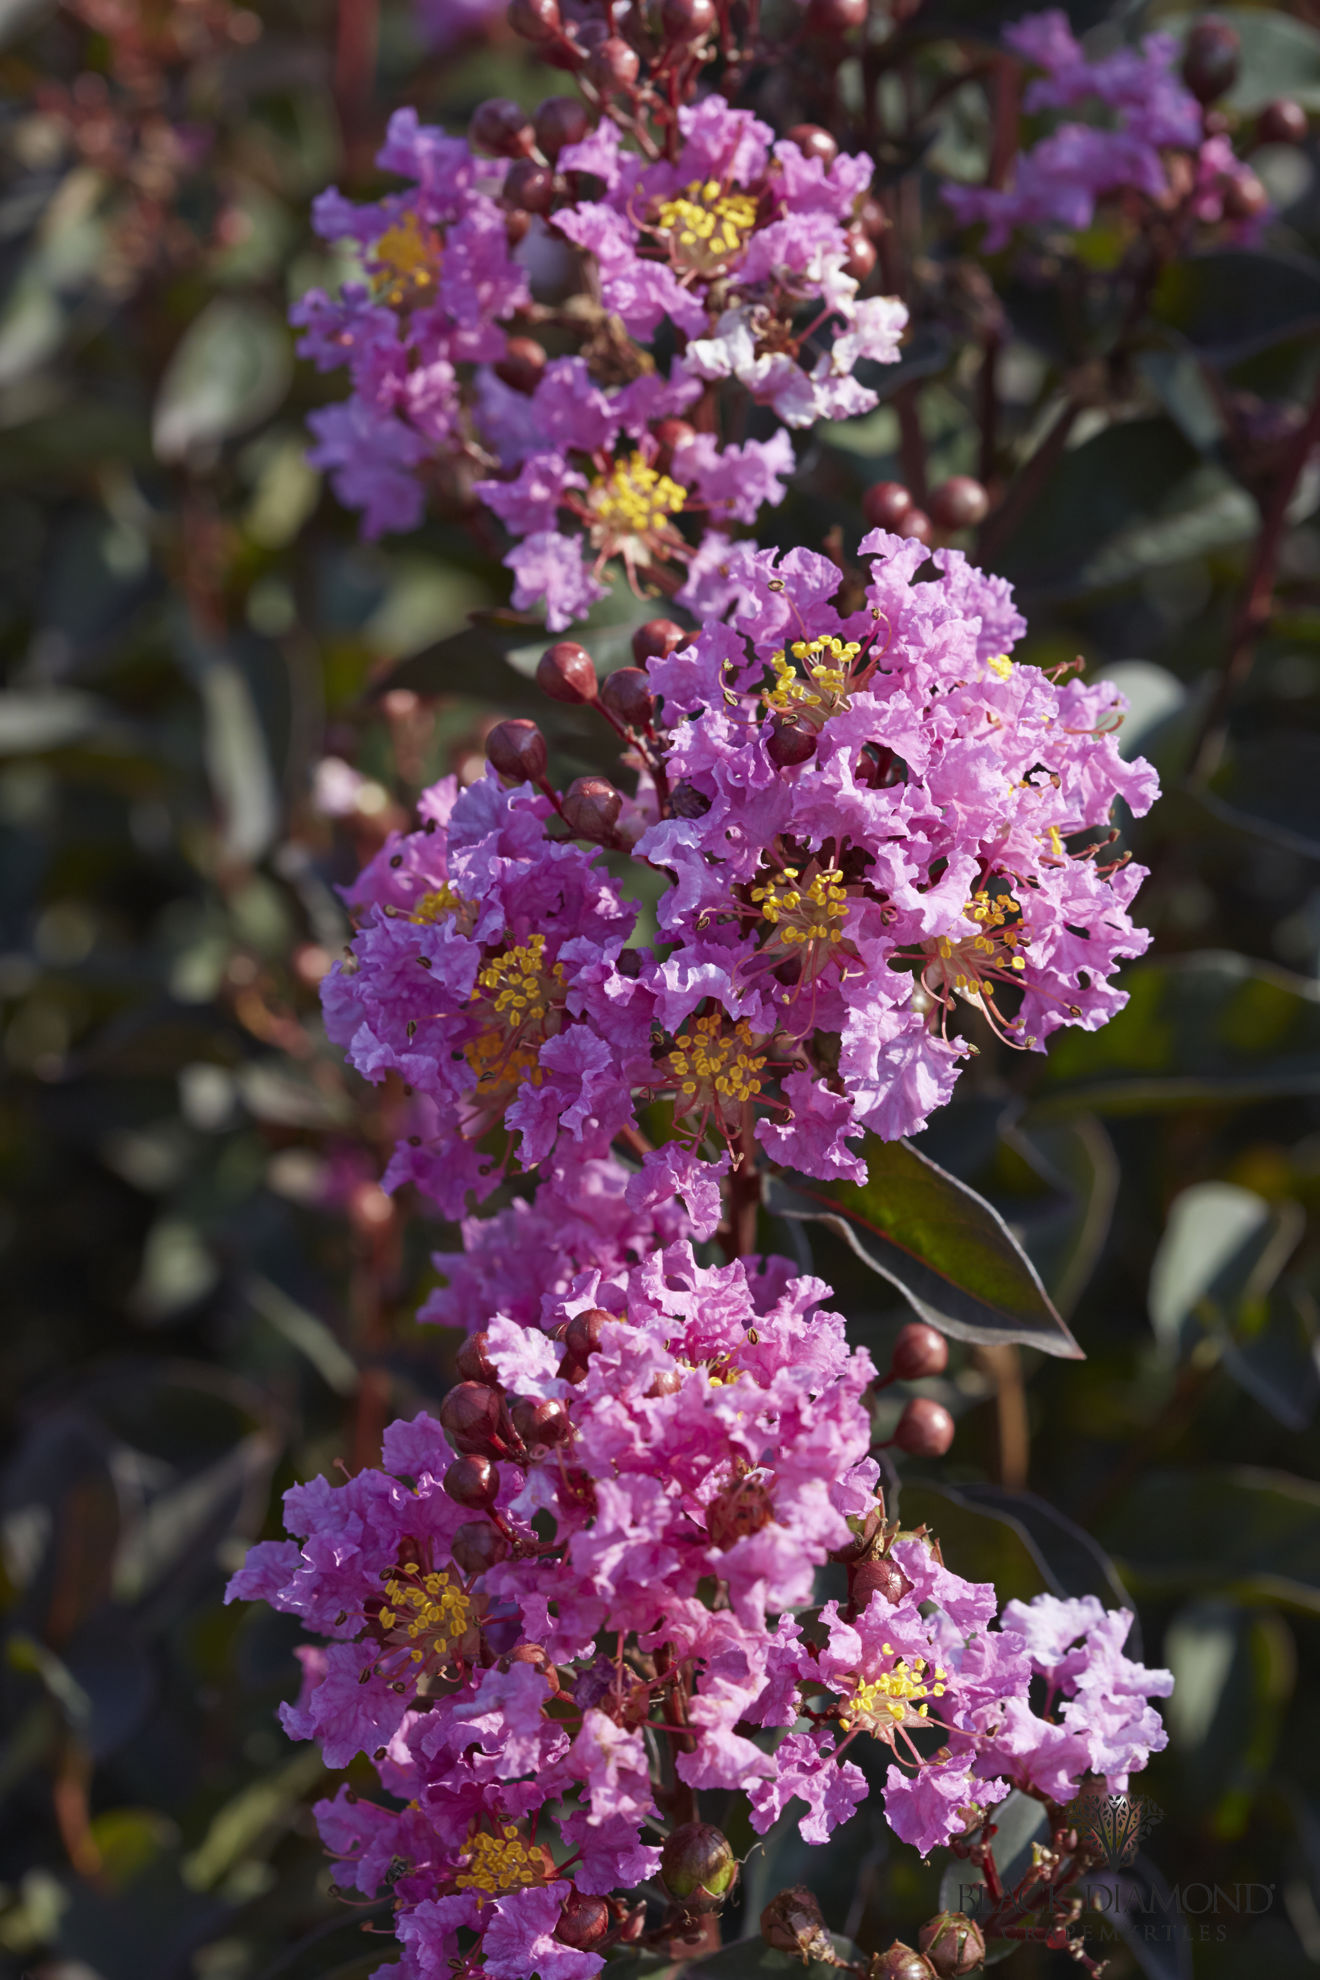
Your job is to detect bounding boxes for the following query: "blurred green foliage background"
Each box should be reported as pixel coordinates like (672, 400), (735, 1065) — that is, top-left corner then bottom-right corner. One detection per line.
(1, 0), (1319, 1975)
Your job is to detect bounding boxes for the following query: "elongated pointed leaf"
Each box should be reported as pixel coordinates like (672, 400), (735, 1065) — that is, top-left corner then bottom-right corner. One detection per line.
(766, 1138), (1081, 1357)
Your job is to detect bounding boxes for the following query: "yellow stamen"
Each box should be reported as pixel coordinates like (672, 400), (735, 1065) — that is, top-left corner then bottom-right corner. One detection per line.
(654, 180), (758, 270)
(588, 452), (686, 540)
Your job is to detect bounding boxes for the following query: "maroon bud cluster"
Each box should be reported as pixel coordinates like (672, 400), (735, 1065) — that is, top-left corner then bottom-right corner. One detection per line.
(537, 640), (598, 704)
(439, 1381), (510, 1456)
(893, 1396), (956, 1458)
(590, 35), (640, 87)
(504, 158), (555, 214)
(533, 95), (591, 158)
(843, 230), (877, 282)
(561, 775), (623, 843)
(928, 475), (989, 531)
(804, 0), (867, 36)
(443, 1453), (500, 1510)
(456, 1330), (498, 1384)
(510, 1395), (573, 1448)
(918, 1910), (988, 1978)
(486, 717), (549, 784)
(494, 335), (547, 394)
(1257, 97), (1308, 145)
(850, 1554), (914, 1610)
(660, 0), (716, 42)
(1181, 16), (1240, 104)
(890, 1321), (949, 1381)
(556, 1888), (611, 1950)
(469, 97), (535, 157)
(452, 1520), (510, 1574)
(767, 716), (817, 768)
(508, 0), (560, 41)
(632, 616), (686, 664)
(786, 124), (838, 167)
(600, 667), (655, 730)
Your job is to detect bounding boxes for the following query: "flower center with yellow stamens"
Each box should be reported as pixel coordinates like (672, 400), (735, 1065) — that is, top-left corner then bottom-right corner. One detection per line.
(370, 211), (443, 307)
(475, 933), (564, 1028)
(986, 652), (1013, 682)
(378, 1564), (472, 1668)
(927, 889), (1025, 997)
(412, 884), (466, 924)
(664, 1010), (766, 1120)
(652, 178), (758, 272)
(765, 637), (862, 728)
(462, 933), (564, 1103)
(588, 452), (687, 544)
(752, 866), (849, 947)
(455, 1825), (551, 1896)
(838, 1646), (948, 1734)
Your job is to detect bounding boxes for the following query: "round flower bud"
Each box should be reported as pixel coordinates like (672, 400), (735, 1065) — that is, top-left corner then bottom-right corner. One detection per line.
(504, 159), (556, 214)
(903, 507), (933, 545)
(891, 1321), (949, 1381)
(494, 335), (547, 395)
(510, 1395), (573, 1448)
(534, 95), (591, 159)
(487, 718), (549, 784)
(590, 34), (640, 87)
(653, 417), (696, 470)
(862, 480), (914, 530)
(564, 1306), (610, 1363)
(850, 1555), (914, 1609)
(872, 1943), (937, 1980)
(504, 1642), (561, 1692)
(661, 0), (716, 40)
(761, 1887), (834, 1963)
(894, 1396), (955, 1458)
(929, 475), (989, 531)
(562, 776), (622, 843)
(857, 194), (889, 240)
(844, 230), (877, 282)
(786, 124), (838, 168)
(1182, 17), (1240, 104)
(1257, 98), (1308, 145)
(470, 97), (535, 158)
(557, 1890), (611, 1950)
(456, 1330), (498, 1384)
(504, 210), (531, 247)
(806, 0), (867, 33)
(600, 666), (655, 730)
(766, 716), (818, 768)
(439, 1381), (506, 1456)
(508, 0), (560, 40)
(451, 1519), (511, 1575)
(918, 1911), (987, 1978)
(1223, 170), (1269, 220)
(537, 640), (598, 703)
(632, 616), (686, 664)
(443, 1453), (500, 1510)
(660, 1822), (737, 1906)
(647, 1366), (683, 1398)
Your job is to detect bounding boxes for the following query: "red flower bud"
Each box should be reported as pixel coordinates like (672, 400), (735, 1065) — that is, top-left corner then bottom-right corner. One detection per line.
(439, 1381), (506, 1456)
(557, 1890), (610, 1950)
(843, 230), (876, 282)
(503, 1642), (561, 1691)
(508, 0), (560, 40)
(632, 616), (686, 665)
(785, 125), (838, 168)
(805, 0), (867, 33)
(1182, 17), (1240, 104)
(451, 1519), (510, 1575)
(766, 717), (817, 768)
(494, 335), (547, 395)
(890, 1321), (949, 1380)
(849, 1555), (914, 1609)
(1257, 98), (1308, 145)
(893, 1396), (955, 1458)
(659, 1822), (737, 1906)
(652, 417), (696, 471)
(918, 1911), (987, 1978)
(504, 159), (556, 214)
(537, 640), (597, 703)
(456, 1330), (498, 1384)
(1223, 170), (1269, 220)
(660, 0), (715, 39)
(929, 475), (989, 531)
(903, 507), (933, 545)
(600, 667), (655, 730)
(469, 97), (535, 158)
(857, 194), (889, 240)
(534, 95), (592, 159)
(510, 1396), (573, 1449)
(487, 718), (548, 784)
(564, 1306), (610, 1363)
(862, 480), (914, 530)
(589, 34), (639, 87)
(443, 1454), (500, 1510)
(561, 776), (622, 843)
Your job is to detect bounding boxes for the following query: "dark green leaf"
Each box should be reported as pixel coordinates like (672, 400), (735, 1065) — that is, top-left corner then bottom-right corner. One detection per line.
(1104, 1467), (1320, 1615)
(1153, 251), (1320, 364)
(915, 1480), (1137, 1613)
(766, 1138), (1081, 1357)
(153, 298), (292, 463)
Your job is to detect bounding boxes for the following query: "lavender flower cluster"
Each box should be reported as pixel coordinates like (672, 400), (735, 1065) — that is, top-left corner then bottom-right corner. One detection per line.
(227, 10), (1198, 1973)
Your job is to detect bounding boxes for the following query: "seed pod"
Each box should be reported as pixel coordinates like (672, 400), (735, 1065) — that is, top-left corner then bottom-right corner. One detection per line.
(534, 95), (591, 159)
(508, 0), (560, 39)
(786, 124), (838, 167)
(590, 34), (639, 87)
(632, 616), (687, 665)
(439, 1381), (506, 1456)
(443, 1454), (500, 1511)
(600, 667), (655, 730)
(456, 1330), (498, 1384)
(918, 1911), (987, 1978)
(893, 1396), (955, 1458)
(504, 158), (556, 214)
(487, 718), (549, 784)
(557, 1889), (611, 1950)
(1182, 16), (1240, 104)
(504, 1643), (562, 1692)
(929, 475), (989, 531)
(659, 1822), (737, 1906)
(761, 1886), (834, 1963)
(451, 1519), (511, 1575)
(1257, 98), (1308, 145)
(767, 717), (817, 769)
(871, 1943), (937, 1980)
(470, 97), (535, 158)
(844, 230), (877, 282)
(805, 0), (867, 32)
(561, 776), (622, 843)
(494, 335), (547, 395)
(850, 1555), (915, 1609)
(510, 1396), (573, 1449)
(890, 1321), (949, 1381)
(660, 0), (715, 39)
(862, 480), (914, 530)
(537, 640), (597, 704)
